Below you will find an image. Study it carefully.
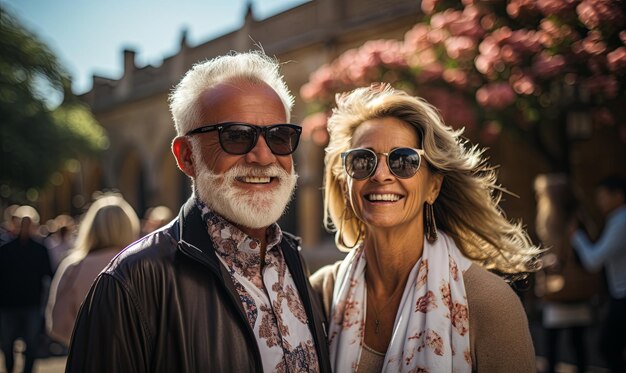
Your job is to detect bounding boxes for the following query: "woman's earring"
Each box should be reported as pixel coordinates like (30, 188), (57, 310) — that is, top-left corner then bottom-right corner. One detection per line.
(338, 201), (362, 249)
(425, 202), (438, 243)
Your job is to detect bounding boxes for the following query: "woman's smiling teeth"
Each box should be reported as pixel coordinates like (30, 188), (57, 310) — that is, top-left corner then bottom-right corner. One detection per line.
(366, 193), (402, 202)
(238, 176), (272, 184)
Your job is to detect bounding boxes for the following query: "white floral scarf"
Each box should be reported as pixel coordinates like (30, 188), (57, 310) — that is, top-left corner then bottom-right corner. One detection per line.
(328, 231), (472, 372)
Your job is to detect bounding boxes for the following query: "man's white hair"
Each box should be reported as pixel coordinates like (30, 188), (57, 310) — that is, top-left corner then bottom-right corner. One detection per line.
(168, 50), (294, 136)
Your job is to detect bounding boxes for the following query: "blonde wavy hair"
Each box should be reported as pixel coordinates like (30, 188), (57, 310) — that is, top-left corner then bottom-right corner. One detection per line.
(71, 194), (140, 260)
(324, 84), (540, 275)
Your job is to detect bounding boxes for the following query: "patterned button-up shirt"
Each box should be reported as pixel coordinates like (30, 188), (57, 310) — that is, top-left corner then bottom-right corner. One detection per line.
(198, 200), (319, 372)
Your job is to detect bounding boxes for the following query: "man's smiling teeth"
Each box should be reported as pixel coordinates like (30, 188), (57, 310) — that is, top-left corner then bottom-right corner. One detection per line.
(240, 176), (271, 184)
(366, 193), (402, 202)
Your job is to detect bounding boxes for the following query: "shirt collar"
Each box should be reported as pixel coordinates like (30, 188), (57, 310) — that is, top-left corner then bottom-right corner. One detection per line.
(195, 197), (283, 256)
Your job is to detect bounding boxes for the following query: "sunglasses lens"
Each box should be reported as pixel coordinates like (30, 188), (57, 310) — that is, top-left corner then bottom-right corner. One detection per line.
(267, 125), (300, 155)
(220, 124), (256, 154)
(388, 148), (421, 178)
(346, 149), (376, 179)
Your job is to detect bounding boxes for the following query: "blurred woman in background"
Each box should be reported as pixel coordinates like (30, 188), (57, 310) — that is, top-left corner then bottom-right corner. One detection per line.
(46, 194), (140, 346)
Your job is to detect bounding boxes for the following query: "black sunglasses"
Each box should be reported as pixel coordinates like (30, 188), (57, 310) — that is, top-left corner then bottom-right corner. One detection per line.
(185, 122), (302, 156)
(341, 147), (426, 179)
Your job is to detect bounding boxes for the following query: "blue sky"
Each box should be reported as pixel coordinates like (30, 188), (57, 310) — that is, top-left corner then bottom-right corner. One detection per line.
(2, 0), (308, 95)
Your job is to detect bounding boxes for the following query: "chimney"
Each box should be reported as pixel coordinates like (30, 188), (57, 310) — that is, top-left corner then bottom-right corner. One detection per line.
(123, 48), (136, 77)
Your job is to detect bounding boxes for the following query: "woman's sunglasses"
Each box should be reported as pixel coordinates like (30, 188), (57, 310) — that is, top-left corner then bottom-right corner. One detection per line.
(185, 122), (302, 156)
(341, 147), (426, 179)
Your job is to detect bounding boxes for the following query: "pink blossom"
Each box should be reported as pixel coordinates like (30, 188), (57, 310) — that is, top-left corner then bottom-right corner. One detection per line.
(421, 0), (440, 15)
(507, 0), (539, 18)
(478, 36), (500, 57)
(475, 37), (502, 76)
(301, 65), (335, 101)
(300, 82), (317, 102)
(539, 19), (578, 48)
(507, 29), (543, 55)
(416, 62), (445, 83)
(475, 54), (498, 76)
(450, 18), (485, 39)
(427, 28), (447, 45)
(430, 8), (484, 39)
(404, 25), (433, 56)
(444, 36), (476, 59)
(491, 27), (513, 43)
(431, 10), (461, 30)
(536, 0), (577, 17)
(442, 68), (469, 89)
(510, 73), (537, 95)
(481, 13), (496, 29)
(607, 47), (626, 72)
(532, 52), (567, 79)
(407, 48), (438, 69)
(582, 31), (607, 55)
(361, 40), (408, 69)
(577, 0), (625, 30)
(476, 83), (516, 109)
(301, 112), (330, 145)
(500, 45), (520, 64)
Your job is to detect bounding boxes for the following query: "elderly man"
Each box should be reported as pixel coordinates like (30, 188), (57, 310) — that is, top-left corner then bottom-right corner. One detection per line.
(66, 51), (331, 372)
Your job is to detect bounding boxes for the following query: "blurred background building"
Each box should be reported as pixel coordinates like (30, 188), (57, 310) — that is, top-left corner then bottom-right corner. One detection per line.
(34, 0), (424, 252)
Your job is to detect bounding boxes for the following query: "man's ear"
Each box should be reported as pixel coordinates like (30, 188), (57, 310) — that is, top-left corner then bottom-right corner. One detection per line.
(428, 172), (444, 204)
(172, 136), (196, 178)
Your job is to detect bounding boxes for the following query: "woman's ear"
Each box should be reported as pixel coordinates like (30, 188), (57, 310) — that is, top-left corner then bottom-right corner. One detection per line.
(428, 173), (444, 203)
(172, 137), (196, 178)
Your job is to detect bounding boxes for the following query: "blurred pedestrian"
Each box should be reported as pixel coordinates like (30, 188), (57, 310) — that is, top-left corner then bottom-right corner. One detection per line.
(44, 215), (76, 271)
(534, 174), (602, 373)
(141, 205), (172, 235)
(571, 175), (626, 373)
(0, 204), (19, 246)
(0, 205), (53, 373)
(46, 194), (139, 346)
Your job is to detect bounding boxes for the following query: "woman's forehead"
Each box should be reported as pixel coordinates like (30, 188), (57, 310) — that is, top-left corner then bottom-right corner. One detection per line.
(351, 117), (419, 148)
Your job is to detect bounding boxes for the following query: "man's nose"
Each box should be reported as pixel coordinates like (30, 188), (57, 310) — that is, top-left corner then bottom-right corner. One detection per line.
(244, 135), (276, 166)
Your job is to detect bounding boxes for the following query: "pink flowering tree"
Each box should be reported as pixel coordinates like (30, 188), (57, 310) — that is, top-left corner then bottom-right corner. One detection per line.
(300, 0), (626, 172)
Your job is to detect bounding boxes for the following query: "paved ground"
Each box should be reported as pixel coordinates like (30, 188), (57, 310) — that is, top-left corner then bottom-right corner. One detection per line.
(1, 353), (611, 373)
(1, 321), (612, 373)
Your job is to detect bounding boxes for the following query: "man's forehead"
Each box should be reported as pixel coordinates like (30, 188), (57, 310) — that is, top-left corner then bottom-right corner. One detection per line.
(197, 80), (287, 124)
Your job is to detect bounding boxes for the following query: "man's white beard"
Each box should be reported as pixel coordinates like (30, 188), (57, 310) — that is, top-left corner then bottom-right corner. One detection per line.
(193, 157), (298, 229)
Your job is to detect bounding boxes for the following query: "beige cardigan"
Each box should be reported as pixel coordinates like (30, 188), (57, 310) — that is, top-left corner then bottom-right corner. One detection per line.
(46, 248), (121, 346)
(310, 262), (536, 373)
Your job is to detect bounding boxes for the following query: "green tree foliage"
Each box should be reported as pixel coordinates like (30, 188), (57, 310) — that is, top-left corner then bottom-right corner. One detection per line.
(0, 7), (108, 201)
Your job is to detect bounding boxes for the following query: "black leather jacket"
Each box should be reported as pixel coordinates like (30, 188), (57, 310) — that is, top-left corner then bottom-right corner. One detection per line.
(66, 198), (331, 372)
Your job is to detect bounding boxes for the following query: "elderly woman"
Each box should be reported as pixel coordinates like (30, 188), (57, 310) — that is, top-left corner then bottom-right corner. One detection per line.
(311, 84), (540, 372)
(46, 194), (140, 346)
